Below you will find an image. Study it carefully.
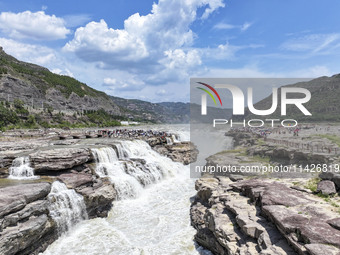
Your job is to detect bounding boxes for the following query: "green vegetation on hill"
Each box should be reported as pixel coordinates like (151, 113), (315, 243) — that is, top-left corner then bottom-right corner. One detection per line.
(0, 50), (107, 98)
(0, 47), (190, 126)
(0, 100), (122, 131)
(243, 75), (340, 122)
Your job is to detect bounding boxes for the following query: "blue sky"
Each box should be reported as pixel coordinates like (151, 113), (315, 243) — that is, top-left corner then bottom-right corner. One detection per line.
(0, 0), (339, 102)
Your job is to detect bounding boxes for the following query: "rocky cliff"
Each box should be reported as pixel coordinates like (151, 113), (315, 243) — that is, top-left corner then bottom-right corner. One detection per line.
(191, 176), (340, 255)
(0, 47), (190, 127)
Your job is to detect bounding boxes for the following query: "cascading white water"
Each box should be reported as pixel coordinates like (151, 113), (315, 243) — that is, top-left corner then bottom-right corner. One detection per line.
(118, 140), (178, 179)
(91, 140), (177, 199)
(166, 137), (173, 145)
(91, 147), (143, 199)
(41, 125), (215, 255)
(47, 181), (88, 234)
(8, 156), (37, 179)
(115, 143), (126, 159)
(172, 134), (180, 143)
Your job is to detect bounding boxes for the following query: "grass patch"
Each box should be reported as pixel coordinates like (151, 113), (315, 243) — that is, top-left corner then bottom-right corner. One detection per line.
(246, 155), (271, 163)
(304, 178), (321, 192)
(257, 139), (266, 145)
(215, 148), (246, 155)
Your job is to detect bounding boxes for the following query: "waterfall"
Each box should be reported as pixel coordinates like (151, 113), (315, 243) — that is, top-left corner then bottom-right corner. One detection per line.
(91, 140), (180, 199)
(115, 144), (126, 159)
(8, 156), (37, 179)
(172, 134), (180, 143)
(91, 147), (143, 199)
(48, 181), (88, 234)
(166, 137), (173, 145)
(41, 126), (212, 255)
(117, 140), (179, 179)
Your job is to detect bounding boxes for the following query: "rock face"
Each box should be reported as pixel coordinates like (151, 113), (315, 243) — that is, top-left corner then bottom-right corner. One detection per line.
(191, 177), (340, 255)
(153, 141), (198, 165)
(225, 131), (259, 147)
(76, 178), (116, 218)
(57, 172), (116, 218)
(30, 148), (92, 173)
(0, 183), (57, 255)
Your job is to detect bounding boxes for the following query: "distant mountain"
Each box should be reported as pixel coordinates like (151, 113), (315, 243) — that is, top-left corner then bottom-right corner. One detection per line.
(242, 75), (340, 122)
(190, 103), (232, 124)
(110, 96), (190, 123)
(0, 47), (189, 129)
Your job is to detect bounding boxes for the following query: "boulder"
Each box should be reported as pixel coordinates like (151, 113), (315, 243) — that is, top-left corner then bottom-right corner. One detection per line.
(0, 183), (51, 218)
(76, 179), (116, 218)
(153, 142), (198, 165)
(30, 148), (92, 172)
(0, 214), (55, 255)
(57, 173), (93, 189)
(229, 174), (244, 182)
(1, 200), (49, 231)
(317, 180), (337, 195)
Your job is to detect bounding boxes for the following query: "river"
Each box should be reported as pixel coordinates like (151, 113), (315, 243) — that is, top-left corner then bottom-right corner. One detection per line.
(41, 124), (230, 255)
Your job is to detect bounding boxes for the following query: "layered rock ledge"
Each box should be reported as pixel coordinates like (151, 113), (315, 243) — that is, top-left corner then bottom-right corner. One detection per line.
(191, 177), (340, 255)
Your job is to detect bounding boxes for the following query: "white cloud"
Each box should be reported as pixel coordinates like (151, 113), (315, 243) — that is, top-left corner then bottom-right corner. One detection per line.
(0, 38), (76, 77)
(281, 33), (340, 54)
(64, 0), (225, 72)
(0, 11), (70, 40)
(0, 38), (57, 65)
(103, 75), (145, 91)
(241, 22), (252, 31)
(51, 68), (74, 77)
(213, 21), (253, 31)
(163, 49), (202, 69)
(103, 78), (117, 85)
(64, 19), (149, 64)
(201, 0), (225, 19)
(213, 23), (235, 30)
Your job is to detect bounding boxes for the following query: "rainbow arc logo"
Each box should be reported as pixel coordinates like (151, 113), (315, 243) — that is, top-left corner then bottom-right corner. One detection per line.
(196, 82), (222, 106)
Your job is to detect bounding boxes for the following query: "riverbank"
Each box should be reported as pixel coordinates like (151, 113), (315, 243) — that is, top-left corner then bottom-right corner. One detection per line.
(191, 127), (340, 255)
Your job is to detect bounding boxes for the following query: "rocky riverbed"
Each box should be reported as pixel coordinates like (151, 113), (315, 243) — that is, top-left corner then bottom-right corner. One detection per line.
(0, 132), (197, 255)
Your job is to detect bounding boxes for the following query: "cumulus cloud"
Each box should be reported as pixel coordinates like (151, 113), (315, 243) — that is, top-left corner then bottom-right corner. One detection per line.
(103, 75), (145, 91)
(0, 11), (70, 40)
(64, 19), (149, 64)
(0, 38), (75, 77)
(64, 0), (225, 73)
(0, 38), (58, 65)
(51, 68), (74, 77)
